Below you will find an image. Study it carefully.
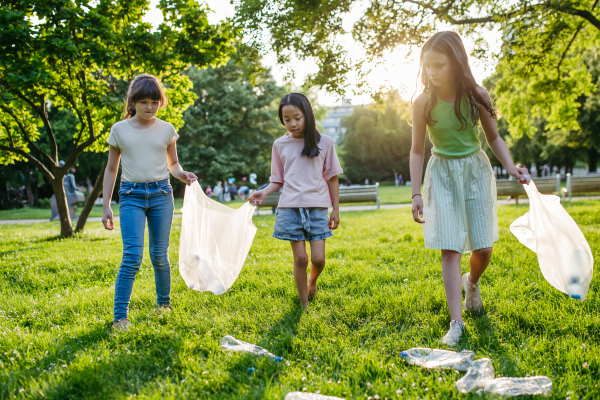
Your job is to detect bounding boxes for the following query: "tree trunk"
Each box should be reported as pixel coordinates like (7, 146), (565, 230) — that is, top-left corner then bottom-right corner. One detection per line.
(51, 175), (74, 237)
(589, 148), (598, 173)
(75, 161), (106, 233)
(25, 168), (35, 207)
(0, 169), (9, 210)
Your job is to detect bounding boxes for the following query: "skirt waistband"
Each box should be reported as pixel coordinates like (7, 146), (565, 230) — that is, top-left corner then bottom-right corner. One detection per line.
(431, 148), (481, 159)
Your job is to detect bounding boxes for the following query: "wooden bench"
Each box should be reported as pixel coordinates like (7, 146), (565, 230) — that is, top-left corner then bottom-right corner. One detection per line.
(496, 176), (560, 201)
(567, 174), (600, 199)
(257, 183), (380, 212)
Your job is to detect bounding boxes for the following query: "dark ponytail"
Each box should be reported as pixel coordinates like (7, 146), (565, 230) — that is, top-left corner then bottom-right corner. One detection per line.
(278, 93), (321, 158)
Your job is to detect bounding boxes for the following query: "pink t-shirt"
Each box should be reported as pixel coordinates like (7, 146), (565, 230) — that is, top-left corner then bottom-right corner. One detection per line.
(270, 133), (343, 208)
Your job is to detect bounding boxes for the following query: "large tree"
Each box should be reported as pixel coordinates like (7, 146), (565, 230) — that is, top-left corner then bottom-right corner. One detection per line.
(178, 55), (286, 187)
(0, 0), (235, 236)
(235, 0), (599, 135)
(339, 95), (425, 183)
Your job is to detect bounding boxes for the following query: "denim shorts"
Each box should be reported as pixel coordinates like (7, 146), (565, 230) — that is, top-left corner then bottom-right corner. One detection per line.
(273, 207), (333, 242)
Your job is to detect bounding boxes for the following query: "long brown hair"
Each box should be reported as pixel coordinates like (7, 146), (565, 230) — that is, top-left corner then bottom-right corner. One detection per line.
(123, 74), (168, 120)
(415, 31), (497, 129)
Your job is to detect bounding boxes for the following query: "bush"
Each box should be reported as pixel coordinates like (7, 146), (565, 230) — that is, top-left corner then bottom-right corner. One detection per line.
(37, 198), (51, 209)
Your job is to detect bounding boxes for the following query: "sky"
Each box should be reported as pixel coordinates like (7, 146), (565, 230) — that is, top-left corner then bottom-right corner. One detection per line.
(144, 0), (501, 107)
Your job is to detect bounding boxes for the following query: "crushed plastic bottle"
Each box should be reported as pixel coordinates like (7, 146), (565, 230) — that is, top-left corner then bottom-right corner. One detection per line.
(284, 393), (345, 400)
(220, 335), (282, 361)
(483, 376), (552, 397)
(400, 348), (475, 371)
(455, 358), (495, 393)
(401, 348), (552, 397)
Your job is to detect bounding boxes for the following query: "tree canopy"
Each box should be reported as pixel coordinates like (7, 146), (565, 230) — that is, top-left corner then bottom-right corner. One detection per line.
(235, 0), (600, 136)
(178, 56), (287, 187)
(0, 0), (235, 235)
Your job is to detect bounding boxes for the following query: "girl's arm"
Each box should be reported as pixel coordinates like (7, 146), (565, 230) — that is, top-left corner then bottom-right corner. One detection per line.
(409, 94), (428, 224)
(167, 142), (198, 185)
(327, 175), (340, 229)
(102, 145), (121, 230)
(248, 182), (283, 205)
(478, 87), (529, 184)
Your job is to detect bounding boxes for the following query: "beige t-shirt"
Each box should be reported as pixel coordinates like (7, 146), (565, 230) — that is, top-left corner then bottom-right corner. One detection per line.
(107, 119), (179, 183)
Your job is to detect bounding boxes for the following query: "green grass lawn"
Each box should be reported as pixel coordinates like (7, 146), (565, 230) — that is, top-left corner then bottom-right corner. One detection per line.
(0, 202), (599, 399)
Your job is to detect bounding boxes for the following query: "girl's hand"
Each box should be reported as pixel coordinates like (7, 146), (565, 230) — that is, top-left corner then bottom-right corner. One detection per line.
(181, 171), (198, 186)
(248, 190), (267, 206)
(329, 209), (340, 230)
(509, 166), (531, 185)
(412, 194), (425, 224)
(102, 207), (114, 230)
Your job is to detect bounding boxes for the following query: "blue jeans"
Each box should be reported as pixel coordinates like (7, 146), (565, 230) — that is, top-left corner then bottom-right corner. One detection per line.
(113, 179), (174, 321)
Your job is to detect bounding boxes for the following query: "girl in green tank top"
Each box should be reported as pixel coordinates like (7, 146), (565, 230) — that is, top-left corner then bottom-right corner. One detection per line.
(409, 31), (530, 346)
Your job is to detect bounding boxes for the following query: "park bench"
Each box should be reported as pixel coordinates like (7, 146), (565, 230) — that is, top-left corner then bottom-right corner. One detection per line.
(497, 174), (600, 202)
(257, 183), (380, 212)
(496, 176), (560, 202)
(566, 174), (600, 200)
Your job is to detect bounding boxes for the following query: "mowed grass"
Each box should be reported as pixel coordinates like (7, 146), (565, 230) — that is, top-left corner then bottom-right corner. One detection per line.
(0, 202), (599, 399)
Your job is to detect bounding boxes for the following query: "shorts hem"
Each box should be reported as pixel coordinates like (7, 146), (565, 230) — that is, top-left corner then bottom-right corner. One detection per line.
(272, 231), (333, 242)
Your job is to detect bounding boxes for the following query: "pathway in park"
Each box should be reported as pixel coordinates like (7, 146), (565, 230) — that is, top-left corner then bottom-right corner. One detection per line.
(1, 195), (599, 225)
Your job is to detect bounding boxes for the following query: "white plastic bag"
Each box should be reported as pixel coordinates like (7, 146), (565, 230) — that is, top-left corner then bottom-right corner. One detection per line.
(510, 179), (593, 300)
(179, 181), (257, 294)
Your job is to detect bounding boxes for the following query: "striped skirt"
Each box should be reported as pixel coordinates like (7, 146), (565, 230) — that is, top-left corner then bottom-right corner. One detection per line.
(422, 149), (498, 253)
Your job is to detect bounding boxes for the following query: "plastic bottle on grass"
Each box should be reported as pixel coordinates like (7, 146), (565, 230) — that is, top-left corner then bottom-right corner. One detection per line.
(455, 358), (495, 393)
(221, 335), (282, 361)
(483, 376), (552, 397)
(400, 348), (475, 371)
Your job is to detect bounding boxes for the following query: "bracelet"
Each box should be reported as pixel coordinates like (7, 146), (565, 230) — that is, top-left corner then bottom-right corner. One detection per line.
(412, 193), (422, 199)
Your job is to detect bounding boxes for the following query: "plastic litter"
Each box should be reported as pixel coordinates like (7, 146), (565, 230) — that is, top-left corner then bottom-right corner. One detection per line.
(221, 335), (282, 362)
(401, 347), (552, 397)
(483, 376), (552, 397)
(455, 358), (495, 393)
(284, 393), (345, 400)
(179, 181), (257, 294)
(400, 348), (475, 371)
(510, 177), (594, 300)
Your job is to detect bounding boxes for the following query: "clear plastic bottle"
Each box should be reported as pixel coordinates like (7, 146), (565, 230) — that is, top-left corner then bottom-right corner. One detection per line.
(455, 358), (495, 393)
(220, 335), (282, 361)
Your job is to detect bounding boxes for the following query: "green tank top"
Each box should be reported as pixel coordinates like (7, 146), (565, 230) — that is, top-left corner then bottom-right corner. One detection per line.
(426, 95), (481, 157)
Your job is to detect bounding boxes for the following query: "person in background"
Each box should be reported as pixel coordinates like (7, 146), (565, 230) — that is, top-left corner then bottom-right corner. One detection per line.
(398, 174), (404, 185)
(229, 181), (237, 201)
(205, 185), (213, 198)
(238, 185), (249, 201)
(213, 181), (223, 201)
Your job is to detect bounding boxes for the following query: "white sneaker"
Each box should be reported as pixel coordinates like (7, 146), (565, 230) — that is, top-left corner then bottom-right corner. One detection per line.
(441, 320), (465, 346)
(463, 273), (483, 312)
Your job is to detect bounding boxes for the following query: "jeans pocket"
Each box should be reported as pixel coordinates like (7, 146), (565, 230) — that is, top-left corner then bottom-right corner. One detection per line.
(119, 188), (133, 196)
(159, 185), (173, 195)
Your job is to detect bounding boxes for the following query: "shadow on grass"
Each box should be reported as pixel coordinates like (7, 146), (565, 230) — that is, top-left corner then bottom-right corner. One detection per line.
(464, 310), (520, 376)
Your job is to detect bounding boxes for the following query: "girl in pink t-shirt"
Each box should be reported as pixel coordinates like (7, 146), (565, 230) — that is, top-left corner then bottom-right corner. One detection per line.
(249, 93), (343, 308)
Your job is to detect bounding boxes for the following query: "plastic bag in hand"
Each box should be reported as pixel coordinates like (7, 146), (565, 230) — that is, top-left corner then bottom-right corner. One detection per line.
(510, 179), (593, 300)
(179, 181), (257, 294)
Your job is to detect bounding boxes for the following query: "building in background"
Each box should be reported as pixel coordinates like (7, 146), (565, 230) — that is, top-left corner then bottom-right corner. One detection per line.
(321, 99), (356, 143)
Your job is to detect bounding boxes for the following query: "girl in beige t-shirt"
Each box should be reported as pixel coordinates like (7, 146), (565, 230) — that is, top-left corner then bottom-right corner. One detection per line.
(102, 74), (197, 332)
